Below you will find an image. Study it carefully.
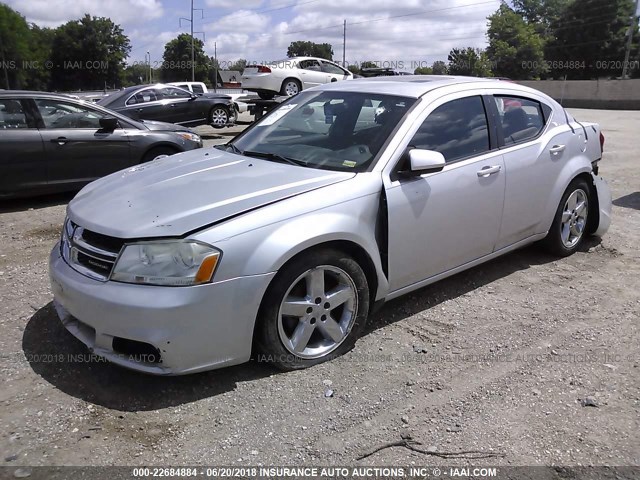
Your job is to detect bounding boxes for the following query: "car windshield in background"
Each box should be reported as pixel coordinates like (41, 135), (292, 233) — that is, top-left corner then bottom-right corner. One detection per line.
(231, 91), (416, 172)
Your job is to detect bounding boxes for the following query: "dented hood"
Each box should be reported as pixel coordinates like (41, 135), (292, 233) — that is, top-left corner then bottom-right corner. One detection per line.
(67, 149), (354, 238)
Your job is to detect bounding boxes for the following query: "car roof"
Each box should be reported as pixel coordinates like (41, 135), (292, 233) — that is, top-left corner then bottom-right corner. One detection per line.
(0, 90), (83, 98)
(312, 75), (532, 98)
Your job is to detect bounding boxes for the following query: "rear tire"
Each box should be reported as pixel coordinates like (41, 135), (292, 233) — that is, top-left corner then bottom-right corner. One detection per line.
(542, 178), (591, 257)
(256, 249), (369, 371)
(280, 79), (301, 97)
(141, 146), (178, 163)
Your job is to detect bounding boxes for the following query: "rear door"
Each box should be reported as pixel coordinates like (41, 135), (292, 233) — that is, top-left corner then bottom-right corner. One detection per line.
(0, 98), (46, 196)
(33, 98), (131, 189)
(490, 94), (565, 249)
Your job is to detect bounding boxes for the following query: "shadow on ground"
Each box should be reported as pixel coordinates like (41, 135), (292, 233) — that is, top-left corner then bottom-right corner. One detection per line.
(613, 192), (640, 210)
(0, 192), (74, 214)
(23, 238), (601, 412)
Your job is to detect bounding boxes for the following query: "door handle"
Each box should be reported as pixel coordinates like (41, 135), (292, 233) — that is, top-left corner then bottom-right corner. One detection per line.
(51, 137), (68, 145)
(549, 144), (566, 154)
(137, 108), (144, 112)
(169, 104), (176, 108)
(477, 165), (501, 177)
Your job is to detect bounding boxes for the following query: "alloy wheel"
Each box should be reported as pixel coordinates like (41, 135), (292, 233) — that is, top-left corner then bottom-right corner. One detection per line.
(560, 188), (588, 248)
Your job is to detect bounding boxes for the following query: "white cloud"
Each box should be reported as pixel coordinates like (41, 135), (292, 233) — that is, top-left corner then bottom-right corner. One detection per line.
(5, 0), (164, 27)
(204, 0), (263, 9)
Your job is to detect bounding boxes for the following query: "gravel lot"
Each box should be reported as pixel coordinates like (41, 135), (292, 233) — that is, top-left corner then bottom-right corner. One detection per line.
(0, 109), (638, 470)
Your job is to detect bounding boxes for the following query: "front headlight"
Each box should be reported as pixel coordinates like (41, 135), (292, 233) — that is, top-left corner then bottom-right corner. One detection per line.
(177, 132), (201, 143)
(111, 240), (221, 286)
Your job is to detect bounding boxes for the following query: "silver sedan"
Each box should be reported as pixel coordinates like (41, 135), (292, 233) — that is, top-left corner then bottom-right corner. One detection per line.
(49, 76), (611, 374)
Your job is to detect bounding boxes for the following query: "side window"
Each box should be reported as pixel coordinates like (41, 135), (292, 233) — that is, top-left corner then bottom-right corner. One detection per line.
(299, 60), (321, 71)
(320, 61), (346, 75)
(494, 96), (545, 145)
(35, 99), (107, 129)
(410, 96), (490, 163)
(192, 84), (204, 94)
(0, 99), (29, 129)
(160, 87), (192, 99)
(126, 89), (160, 106)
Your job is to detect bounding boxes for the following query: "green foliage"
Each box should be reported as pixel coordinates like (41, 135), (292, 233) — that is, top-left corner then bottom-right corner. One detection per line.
(161, 33), (210, 83)
(24, 24), (54, 90)
(545, 0), (639, 79)
(286, 41), (333, 60)
(0, 3), (31, 89)
(50, 14), (131, 90)
(228, 59), (247, 72)
(431, 60), (448, 75)
(122, 63), (150, 86)
(347, 64), (360, 75)
(512, 0), (570, 34)
(447, 47), (493, 77)
(486, 4), (546, 79)
(414, 66), (433, 75)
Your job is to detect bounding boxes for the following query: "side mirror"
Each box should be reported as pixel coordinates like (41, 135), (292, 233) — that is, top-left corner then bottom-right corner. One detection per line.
(99, 116), (119, 132)
(407, 149), (446, 174)
(189, 94), (197, 101)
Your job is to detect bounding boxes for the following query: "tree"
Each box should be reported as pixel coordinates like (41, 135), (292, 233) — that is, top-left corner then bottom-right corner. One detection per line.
(228, 59), (247, 72)
(0, 4), (30, 89)
(24, 24), (54, 90)
(512, 0), (570, 34)
(431, 60), (448, 75)
(347, 64), (360, 75)
(486, 4), (546, 79)
(447, 47), (493, 77)
(123, 63), (149, 86)
(286, 41), (333, 60)
(546, 0), (639, 79)
(161, 34), (210, 82)
(359, 61), (378, 70)
(50, 15), (131, 90)
(414, 66), (433, 74)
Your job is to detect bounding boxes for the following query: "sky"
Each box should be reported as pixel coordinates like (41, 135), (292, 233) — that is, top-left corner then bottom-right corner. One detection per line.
(5, 0), (506, 69)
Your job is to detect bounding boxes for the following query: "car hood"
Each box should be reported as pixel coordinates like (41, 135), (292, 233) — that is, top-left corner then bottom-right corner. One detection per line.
(68, 150), (355, 238)
(138, 119), (191, 132)
(200, 93), (232, 100)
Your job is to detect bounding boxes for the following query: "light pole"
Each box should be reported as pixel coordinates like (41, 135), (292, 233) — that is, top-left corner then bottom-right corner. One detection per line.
(147, 51), (152, 83)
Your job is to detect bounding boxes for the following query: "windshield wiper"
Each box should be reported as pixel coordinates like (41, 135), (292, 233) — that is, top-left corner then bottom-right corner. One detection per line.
(214, 142), (243, 154)
(242, 150), (307, 167)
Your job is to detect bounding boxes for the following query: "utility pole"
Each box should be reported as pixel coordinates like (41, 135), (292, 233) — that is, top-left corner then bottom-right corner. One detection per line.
(146, 51), (151, 83)
(342, 20), (347, 67)
(180, 0), (204, 82)
(622, 0), (639, 79)
(214, 42), (218, 93)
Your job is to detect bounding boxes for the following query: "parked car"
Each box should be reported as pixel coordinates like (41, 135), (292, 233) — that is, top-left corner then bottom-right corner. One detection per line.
(168, 81), (249, 117)
(241, 57), (353, 99)
(49, 76), (611, 375)
(97, 84), (235, 128)
(0, 90), (202, 199)
(360, 67), (414, 77)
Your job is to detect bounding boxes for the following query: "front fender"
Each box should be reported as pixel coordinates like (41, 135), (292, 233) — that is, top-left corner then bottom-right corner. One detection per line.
(198, 192), (389, 301)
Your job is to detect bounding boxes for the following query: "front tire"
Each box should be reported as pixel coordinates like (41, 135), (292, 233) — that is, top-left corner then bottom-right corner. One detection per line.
(141, 146), (178, 163)
(256, 249), (369, 371)
(209, 106), (230, 129)
(543, 178), (590, 257)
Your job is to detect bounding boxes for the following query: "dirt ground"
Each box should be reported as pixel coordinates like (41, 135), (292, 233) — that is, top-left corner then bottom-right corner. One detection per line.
(0, 109), (638, 471)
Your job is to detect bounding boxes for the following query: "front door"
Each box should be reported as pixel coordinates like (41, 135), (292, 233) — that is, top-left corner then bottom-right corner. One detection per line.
(33, 98), (131, 189)
(385, 95), (506, 292)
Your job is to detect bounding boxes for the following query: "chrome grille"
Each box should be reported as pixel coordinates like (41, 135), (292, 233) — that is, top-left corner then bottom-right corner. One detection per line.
(61, 219), (123, 281)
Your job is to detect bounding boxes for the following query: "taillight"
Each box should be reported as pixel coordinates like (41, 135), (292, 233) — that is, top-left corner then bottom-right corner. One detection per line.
(257, 65), (271, 73)
(599, 132), (605, 154)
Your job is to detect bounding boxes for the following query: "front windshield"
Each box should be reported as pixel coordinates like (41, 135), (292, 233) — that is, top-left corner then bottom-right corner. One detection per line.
(231, 91), (416, 172)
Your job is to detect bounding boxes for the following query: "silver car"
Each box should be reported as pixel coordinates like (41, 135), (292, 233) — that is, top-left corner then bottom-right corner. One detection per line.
(49, 76), (611, 375)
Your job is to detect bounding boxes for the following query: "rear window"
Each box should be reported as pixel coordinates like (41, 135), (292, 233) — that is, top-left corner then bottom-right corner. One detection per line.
(0, 99), (29, 129)
(192, 84), (204, 94)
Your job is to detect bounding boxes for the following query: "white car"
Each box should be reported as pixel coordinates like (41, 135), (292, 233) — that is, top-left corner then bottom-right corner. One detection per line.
(241, 57), (353, 99)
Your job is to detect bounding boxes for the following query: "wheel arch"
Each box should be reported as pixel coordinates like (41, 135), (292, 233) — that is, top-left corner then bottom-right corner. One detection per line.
(140, 143), (182, 163)
(280, 77), (302, 94)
